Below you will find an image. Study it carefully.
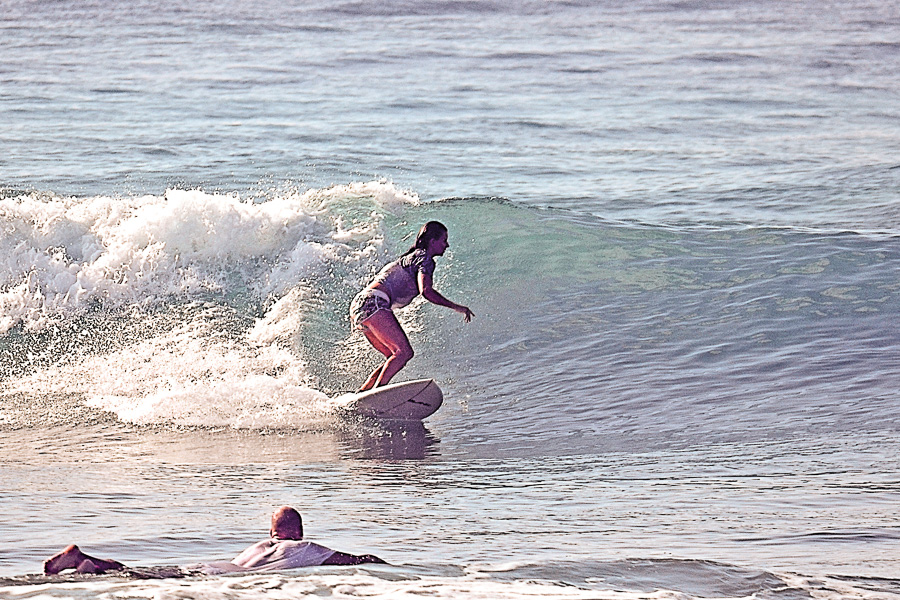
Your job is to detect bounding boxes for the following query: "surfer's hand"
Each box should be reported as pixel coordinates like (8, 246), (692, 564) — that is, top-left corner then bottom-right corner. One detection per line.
(458, 305), (474, 323)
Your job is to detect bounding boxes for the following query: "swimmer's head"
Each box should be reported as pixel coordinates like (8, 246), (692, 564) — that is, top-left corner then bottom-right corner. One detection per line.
(270, 506), (303, 540)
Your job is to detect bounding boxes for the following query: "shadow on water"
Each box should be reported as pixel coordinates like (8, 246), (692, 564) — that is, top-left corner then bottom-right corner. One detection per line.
(335, 419), (439, 460)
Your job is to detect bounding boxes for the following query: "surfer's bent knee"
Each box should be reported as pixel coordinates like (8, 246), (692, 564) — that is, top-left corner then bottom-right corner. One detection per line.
(394, 345), (413, 364)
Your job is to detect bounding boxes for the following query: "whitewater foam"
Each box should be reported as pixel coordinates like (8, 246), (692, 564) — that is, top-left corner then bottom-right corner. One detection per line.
(0, 182), (419, 334)
(0, 182), (431, 427)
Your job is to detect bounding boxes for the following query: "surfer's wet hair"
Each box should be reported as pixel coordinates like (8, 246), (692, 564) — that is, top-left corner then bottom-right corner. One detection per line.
(405, 221), (448, 256)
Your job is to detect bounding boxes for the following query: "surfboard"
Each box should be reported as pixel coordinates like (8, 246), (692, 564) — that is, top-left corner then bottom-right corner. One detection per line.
(336, 379), (443, 421)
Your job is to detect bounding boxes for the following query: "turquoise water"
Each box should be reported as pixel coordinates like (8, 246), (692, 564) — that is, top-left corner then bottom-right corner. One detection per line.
(2, 1), (899, 598)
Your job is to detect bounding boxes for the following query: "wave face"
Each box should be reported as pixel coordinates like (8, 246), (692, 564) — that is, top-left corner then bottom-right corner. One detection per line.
(2, 183), (898, 453)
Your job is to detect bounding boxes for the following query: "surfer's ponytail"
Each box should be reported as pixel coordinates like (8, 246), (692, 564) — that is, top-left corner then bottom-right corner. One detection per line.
(403, 221), (448, 256)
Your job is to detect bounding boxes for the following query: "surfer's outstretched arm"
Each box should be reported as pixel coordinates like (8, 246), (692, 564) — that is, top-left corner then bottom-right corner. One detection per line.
(322, 551), (386, 565)
(419, 270), (474, 322)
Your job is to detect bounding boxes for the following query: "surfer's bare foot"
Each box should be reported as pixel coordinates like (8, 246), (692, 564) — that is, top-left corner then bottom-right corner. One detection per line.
(44, 545), (87, 575)
(43, 545), (125, 575)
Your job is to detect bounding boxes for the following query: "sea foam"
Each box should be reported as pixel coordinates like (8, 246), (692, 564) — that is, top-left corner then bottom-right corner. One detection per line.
(0, 181), (418, 334)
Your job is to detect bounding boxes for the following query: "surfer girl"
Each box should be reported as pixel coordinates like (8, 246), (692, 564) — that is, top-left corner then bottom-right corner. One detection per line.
(350, 221), (474, 391)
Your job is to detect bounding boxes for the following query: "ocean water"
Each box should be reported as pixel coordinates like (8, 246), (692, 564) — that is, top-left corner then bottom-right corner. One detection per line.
(2, 0), (900, 599)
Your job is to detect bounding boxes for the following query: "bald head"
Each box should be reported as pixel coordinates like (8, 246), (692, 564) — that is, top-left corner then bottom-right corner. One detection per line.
(270, 506), (303, 540)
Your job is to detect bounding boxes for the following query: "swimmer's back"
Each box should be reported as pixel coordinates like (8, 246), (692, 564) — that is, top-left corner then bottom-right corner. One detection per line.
(230, 539), (336, 571)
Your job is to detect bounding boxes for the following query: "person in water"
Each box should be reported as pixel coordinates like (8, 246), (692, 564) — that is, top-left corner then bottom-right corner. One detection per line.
(350, 221), (474, 391)
(42, 506), (385, 575)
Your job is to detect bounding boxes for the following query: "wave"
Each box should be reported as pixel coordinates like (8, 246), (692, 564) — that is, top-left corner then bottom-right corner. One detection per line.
(2, 183), (898, 441)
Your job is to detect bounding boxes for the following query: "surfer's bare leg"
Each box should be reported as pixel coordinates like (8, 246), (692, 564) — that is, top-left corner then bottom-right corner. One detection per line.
(43, 544), (126, 575)
(363, 329), (393, 359)
(360, 330), (391, 391)
(358, 310), (413, 391)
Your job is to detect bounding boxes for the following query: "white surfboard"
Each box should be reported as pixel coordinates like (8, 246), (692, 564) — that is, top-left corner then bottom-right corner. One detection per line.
(336, 379), (443, 421)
